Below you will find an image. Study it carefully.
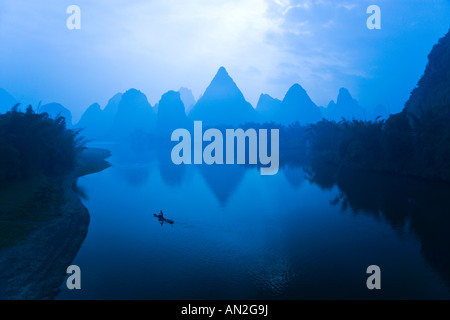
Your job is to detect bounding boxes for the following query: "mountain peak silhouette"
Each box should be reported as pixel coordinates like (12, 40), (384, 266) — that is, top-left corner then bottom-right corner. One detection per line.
(285, 83), (312, 102)
(289, 83), (306, 93)
(189, 67), (257, 126)
(77, 102), (102, 125)
(76, 102), (107, 138)
(88, 102), (101, 111)
(278, 83), (322, 125)
(216, 66), (229, 78)
(323, 88), (366, 121)
(337, 88), (353, 105)
(256, 94), (281, 118)
(202, 66), (245, 101)
(327, 100), (336, 109)
(121, 89), (148, 105)
(111, 88), (156, 138)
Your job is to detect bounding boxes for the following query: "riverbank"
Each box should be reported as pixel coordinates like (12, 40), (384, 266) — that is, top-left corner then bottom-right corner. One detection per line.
(0, 148), (111, 299)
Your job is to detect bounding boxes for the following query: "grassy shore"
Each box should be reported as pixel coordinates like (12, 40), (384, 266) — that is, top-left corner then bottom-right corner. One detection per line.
(0, 147), (111, 299)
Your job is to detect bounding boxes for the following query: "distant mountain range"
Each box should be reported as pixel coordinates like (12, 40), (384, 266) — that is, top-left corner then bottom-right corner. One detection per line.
(179, 87), (196, 115)
(257, 84), (323, 125)
(321, 88), (366, 122)
(1, 66), (379, 140)
(257, 85), (369, 124)
(77, 93), (122, 139)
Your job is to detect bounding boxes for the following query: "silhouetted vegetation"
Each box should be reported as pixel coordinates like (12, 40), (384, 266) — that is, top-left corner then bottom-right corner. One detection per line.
(0, 105), (86, 248)
(0, 105), (84, 183)
(286, 29), (450, 183)
(308, 105), (450, 182)
(405, 28), (450, 117)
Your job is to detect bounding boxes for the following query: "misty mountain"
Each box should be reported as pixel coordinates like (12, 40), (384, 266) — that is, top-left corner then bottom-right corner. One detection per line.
(179, 87), (196, 115)
(310, 29), (450, 182)
(322, 88), (366, 121)
(76, 103), (106, 138)
(103, 93), (122, 118)
(278, 84), (322, 125)
(101, 92), (122, 135)
(405, 28), (450, 116)
(256, 94), (282, 123)
(38, 103), (73, 127)
(111, 89), (156, 139)
(76, 93), (122, 139)
(157, 90), (191, 139)
(188, 67), (257, 126)
(0, 89), (18, 113)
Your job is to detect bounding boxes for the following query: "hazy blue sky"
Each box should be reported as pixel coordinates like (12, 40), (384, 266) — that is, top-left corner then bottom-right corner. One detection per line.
(1, 0), (449, 121)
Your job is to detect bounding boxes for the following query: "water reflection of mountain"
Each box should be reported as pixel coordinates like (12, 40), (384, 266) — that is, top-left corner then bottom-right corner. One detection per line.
(105, 142), (449, 292)
(109, 143), (245, 205)
(198, 165), (246, 206)
(157, 149), (187, 187)
(305, 160), (450, 290)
